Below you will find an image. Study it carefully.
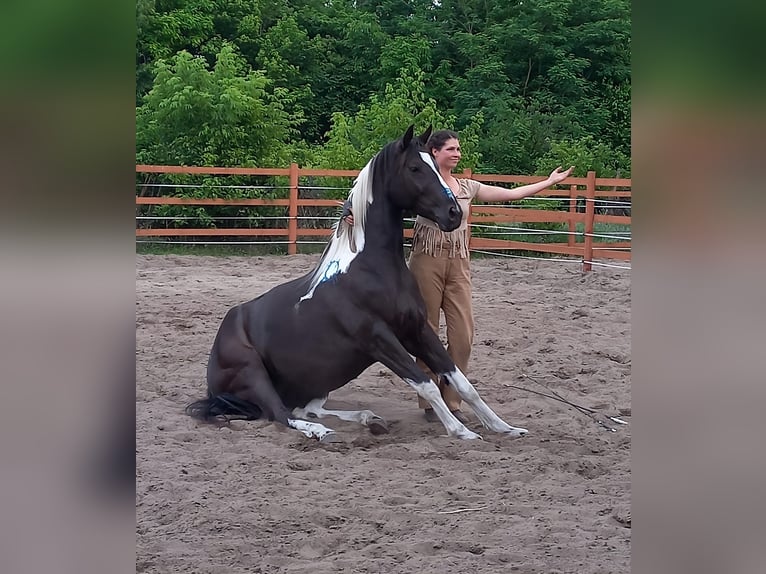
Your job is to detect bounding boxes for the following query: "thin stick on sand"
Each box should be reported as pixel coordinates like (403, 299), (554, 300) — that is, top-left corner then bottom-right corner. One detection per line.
(509, 373), (630, 432)
(435, 506), (488, 515)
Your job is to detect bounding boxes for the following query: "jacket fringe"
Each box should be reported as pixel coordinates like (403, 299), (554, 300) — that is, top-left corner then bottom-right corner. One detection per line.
(411, 221), (469, 259)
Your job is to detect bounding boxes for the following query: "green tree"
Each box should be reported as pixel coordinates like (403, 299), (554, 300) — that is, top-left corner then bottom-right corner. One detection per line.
(135, 0), (631, 175)
(136, 43), (296, 167)
(317, 66), (482, 171)
(136, 0), (218, 102)
(433, 0), (630, 174)
(534, 135), (630, 177)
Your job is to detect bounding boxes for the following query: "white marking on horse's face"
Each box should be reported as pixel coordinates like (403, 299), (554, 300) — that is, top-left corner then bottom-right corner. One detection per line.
(419, 152), (455, 199)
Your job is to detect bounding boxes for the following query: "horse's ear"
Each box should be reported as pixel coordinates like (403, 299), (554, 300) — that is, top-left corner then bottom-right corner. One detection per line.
(418, 126), (433, 146)
(401, 124), (415, 149)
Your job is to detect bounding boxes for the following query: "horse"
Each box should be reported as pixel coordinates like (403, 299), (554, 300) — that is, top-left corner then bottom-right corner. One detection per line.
(186, 125), (529, 441)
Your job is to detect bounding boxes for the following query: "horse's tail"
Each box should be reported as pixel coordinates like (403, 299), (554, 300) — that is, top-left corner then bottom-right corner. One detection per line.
(185, 393), (262, 422)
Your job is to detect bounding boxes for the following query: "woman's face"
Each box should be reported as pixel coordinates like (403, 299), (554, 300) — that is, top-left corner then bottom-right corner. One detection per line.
(432, 138), (461, 171)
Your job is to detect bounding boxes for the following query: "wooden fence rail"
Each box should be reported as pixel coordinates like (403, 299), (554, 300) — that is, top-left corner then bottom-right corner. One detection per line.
(136, 164), (631, 272)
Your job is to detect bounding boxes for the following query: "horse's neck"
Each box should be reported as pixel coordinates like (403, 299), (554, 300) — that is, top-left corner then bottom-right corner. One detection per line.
(363, 195), (405, 258)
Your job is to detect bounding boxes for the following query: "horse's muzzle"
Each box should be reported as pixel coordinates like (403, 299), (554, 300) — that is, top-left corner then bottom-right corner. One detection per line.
(437, 203), (462, 232)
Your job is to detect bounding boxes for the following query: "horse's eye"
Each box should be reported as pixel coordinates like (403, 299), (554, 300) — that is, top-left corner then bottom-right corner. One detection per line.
(409, 165), (419, 172)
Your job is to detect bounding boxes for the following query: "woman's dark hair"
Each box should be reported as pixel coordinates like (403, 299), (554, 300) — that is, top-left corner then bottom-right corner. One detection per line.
(425, 129), (459, 152)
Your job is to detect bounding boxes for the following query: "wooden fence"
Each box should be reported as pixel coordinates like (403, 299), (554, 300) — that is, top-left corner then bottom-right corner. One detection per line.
(136, 164), (631, 271)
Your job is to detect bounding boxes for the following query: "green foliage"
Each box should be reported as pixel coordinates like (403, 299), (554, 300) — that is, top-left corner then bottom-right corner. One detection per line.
(137, 43), (297, 167)
(310, 66), (485, 200)
(136, 43), (303, 229)
(316, 66), (456, 170)
(136, 0), (632, 176)
(535, 135), (631, 177)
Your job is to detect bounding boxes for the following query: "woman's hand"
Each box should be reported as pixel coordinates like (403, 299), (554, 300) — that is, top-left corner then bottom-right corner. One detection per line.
(341, 200), (355, 226)
(547, 165), (575, 185)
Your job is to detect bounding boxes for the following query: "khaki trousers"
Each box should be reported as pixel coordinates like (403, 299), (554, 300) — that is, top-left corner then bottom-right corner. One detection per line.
(408, 251), (474, 411)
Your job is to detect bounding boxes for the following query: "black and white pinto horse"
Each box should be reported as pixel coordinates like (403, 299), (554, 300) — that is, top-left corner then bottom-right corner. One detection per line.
(187, 126), (529, 441)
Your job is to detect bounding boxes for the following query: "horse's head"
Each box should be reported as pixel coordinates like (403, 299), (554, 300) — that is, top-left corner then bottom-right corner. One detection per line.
(384, 125), (462, 232)
(301, 126), (462, 301)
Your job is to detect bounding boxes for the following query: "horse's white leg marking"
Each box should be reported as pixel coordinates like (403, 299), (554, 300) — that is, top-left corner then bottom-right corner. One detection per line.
(404, 379), (482, 440)
(287, 418), (336, 440)
(443, 368), (528, 437)
(292, 397), (329, 418)
(292, 397), (382, 427)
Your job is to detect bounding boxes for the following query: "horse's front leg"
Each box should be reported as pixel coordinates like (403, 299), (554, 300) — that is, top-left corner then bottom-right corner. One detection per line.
(403, 325), (528, 438)
(367, 325), (481, 440)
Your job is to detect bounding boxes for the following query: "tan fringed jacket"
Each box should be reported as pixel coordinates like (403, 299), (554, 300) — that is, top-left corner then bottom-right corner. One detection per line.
(411, 178), (482, 259)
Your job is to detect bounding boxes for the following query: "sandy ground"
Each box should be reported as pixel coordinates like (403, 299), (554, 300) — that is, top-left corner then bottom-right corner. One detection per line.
(136, 254), (631, 574)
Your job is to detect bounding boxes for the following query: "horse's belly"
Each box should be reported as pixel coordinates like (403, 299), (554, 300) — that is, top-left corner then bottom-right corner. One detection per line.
(248, 323), (368, 402)
(237, 283), (380, 404)
(267, 341), (368, 385)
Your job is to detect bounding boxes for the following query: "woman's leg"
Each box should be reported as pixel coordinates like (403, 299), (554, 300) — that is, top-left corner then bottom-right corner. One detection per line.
(409, 251), (447, 410)
(440, 256), (475, 411)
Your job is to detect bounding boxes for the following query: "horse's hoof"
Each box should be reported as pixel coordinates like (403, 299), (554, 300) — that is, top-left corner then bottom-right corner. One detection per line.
(368, 417), (389, 435)
(505, 427), (528, 438)
(458, 430), (483, 440)
(319, 432), (344, 444)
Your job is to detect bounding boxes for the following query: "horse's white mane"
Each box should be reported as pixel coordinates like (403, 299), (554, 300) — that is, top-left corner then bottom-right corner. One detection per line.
(344, 156), (375, 250)
(299, 156), (375, 301)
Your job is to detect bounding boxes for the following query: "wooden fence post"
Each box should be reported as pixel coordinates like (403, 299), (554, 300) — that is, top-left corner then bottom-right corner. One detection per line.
(568, 184), (577, 250)
(582, 170), (596, 272)
(288, 162), (299, 255)
(462, 168), (473, 249)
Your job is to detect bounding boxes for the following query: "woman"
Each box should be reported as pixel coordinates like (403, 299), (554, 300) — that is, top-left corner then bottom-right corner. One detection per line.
(346, 130), (573, 423)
